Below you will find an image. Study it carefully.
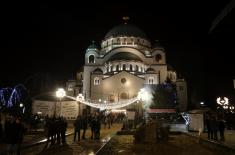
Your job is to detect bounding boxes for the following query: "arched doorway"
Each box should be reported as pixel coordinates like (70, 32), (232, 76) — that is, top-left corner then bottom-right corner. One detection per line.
(120, 92), (128, 100)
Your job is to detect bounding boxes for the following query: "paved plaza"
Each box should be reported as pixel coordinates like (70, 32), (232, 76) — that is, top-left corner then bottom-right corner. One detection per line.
(0, 123), (122, 155)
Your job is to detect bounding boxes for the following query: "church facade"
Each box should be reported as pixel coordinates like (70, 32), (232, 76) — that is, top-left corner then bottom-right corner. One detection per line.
(66, 23), (187, 112)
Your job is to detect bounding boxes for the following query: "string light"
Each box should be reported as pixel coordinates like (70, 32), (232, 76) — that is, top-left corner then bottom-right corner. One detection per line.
(67, 95), (140, 110)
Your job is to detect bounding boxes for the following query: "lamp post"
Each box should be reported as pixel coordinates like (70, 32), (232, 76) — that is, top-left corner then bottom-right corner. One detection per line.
(19, 103), (24, 115)
(77, 94), (84, 116)
(138, 88), (151, 122)
(56, 88), (66, 117)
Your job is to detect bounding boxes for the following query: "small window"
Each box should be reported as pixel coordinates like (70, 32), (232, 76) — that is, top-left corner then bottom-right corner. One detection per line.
(94, 77), (100, 85)
(136, 65), (139, 72)
(109, 95), (115, 102)
(155, 54), (162, 63)
(116, 65), (119, 71)
(179, 86), (184, 91)
(123, 64), (126, 70)
(121, 78), (126, 84)
(130, 64), (133, 71)
(148, 77), (154, 84)
(88, 55), (95, 63)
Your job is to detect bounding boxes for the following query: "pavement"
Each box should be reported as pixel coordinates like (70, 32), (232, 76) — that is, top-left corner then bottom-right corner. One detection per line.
(188, 129), (235, 150)
(170, 123), (235, 151)
(0, 123), (122, 155)
(1, 123), (235, 154)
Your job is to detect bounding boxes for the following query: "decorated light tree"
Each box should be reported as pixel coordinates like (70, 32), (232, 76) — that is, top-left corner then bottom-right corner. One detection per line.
(0, 84), (31, 119)
(150, 81), (178, 109)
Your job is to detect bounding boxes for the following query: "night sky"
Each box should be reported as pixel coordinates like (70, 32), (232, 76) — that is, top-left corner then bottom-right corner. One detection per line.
(1, 1), (235, 106)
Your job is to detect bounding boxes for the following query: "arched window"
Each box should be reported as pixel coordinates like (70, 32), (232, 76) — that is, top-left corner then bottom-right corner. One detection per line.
(116, 65), (119, 71)
(130, 64), (133, 71)
(155, 54), (162, 63)
(88, 55), (95, 63)
(136, 65), (139, 72)
(123, 64), (126, 70)
(117, 38), (120, 44)
(148, 77), (154, 84)
(94, 77), (100, 85)
(109, 95), (115, 102)
(120, 92), (128, 99)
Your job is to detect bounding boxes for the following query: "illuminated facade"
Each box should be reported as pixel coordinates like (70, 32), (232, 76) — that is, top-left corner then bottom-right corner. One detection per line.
(67, 23), (187, 111)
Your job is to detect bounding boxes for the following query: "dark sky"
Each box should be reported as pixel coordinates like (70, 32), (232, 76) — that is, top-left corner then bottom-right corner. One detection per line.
(1, 1), (235, 105)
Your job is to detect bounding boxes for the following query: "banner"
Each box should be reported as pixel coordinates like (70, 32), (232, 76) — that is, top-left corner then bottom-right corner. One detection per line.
(32, 100), (79, 119)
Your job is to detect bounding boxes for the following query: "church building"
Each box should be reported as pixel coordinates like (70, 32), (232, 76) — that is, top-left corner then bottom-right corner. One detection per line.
(66, 21), (187, 112)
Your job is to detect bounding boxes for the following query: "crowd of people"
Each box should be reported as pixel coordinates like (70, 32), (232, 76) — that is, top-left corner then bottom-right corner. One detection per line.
(44, 111), (125, 145)
(205, 114), (226, 141)
(44, 116), (68, 148)
(0, 115), (26, 155)
(0, 111), (127, 154)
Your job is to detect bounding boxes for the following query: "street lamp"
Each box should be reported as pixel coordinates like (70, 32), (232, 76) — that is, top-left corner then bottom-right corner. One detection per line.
(138, 88), (152, 122)
(19, 103), (24, 115)
(20, 103), (23, 108)
(76, 93), (84, 115)
(56, 88), (66, 117)
(216, 97), (235, 113)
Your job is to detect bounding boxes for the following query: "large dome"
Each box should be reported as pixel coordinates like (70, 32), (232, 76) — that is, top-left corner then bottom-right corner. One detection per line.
(105, 24), (148, 39)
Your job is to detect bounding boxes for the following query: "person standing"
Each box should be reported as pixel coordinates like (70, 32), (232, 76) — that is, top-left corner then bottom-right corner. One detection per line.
(55, 117), (61, 145)
(205, 115), (212, 139)
(74, 116), (82, 142)
(0, 118), (2, 142)
(90, 114), (96, 139)
(82, 115), (88, 139)
(94, 115), (101, 140)
(15, 117), (26, 155)
(219, 119), (225, 141)
(45, 117), (52, 148)
(210, 116), (218, 140)
(61, 117), (67, 144)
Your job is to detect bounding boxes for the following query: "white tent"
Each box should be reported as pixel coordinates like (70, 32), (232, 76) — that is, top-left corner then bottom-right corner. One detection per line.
(188, 109), (210, 131)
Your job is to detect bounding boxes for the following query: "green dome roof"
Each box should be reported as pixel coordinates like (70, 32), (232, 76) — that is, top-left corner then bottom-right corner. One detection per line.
(87, 41), (99, 52)
(105, 24), (148, 39)
(107, 52), (142, 62)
